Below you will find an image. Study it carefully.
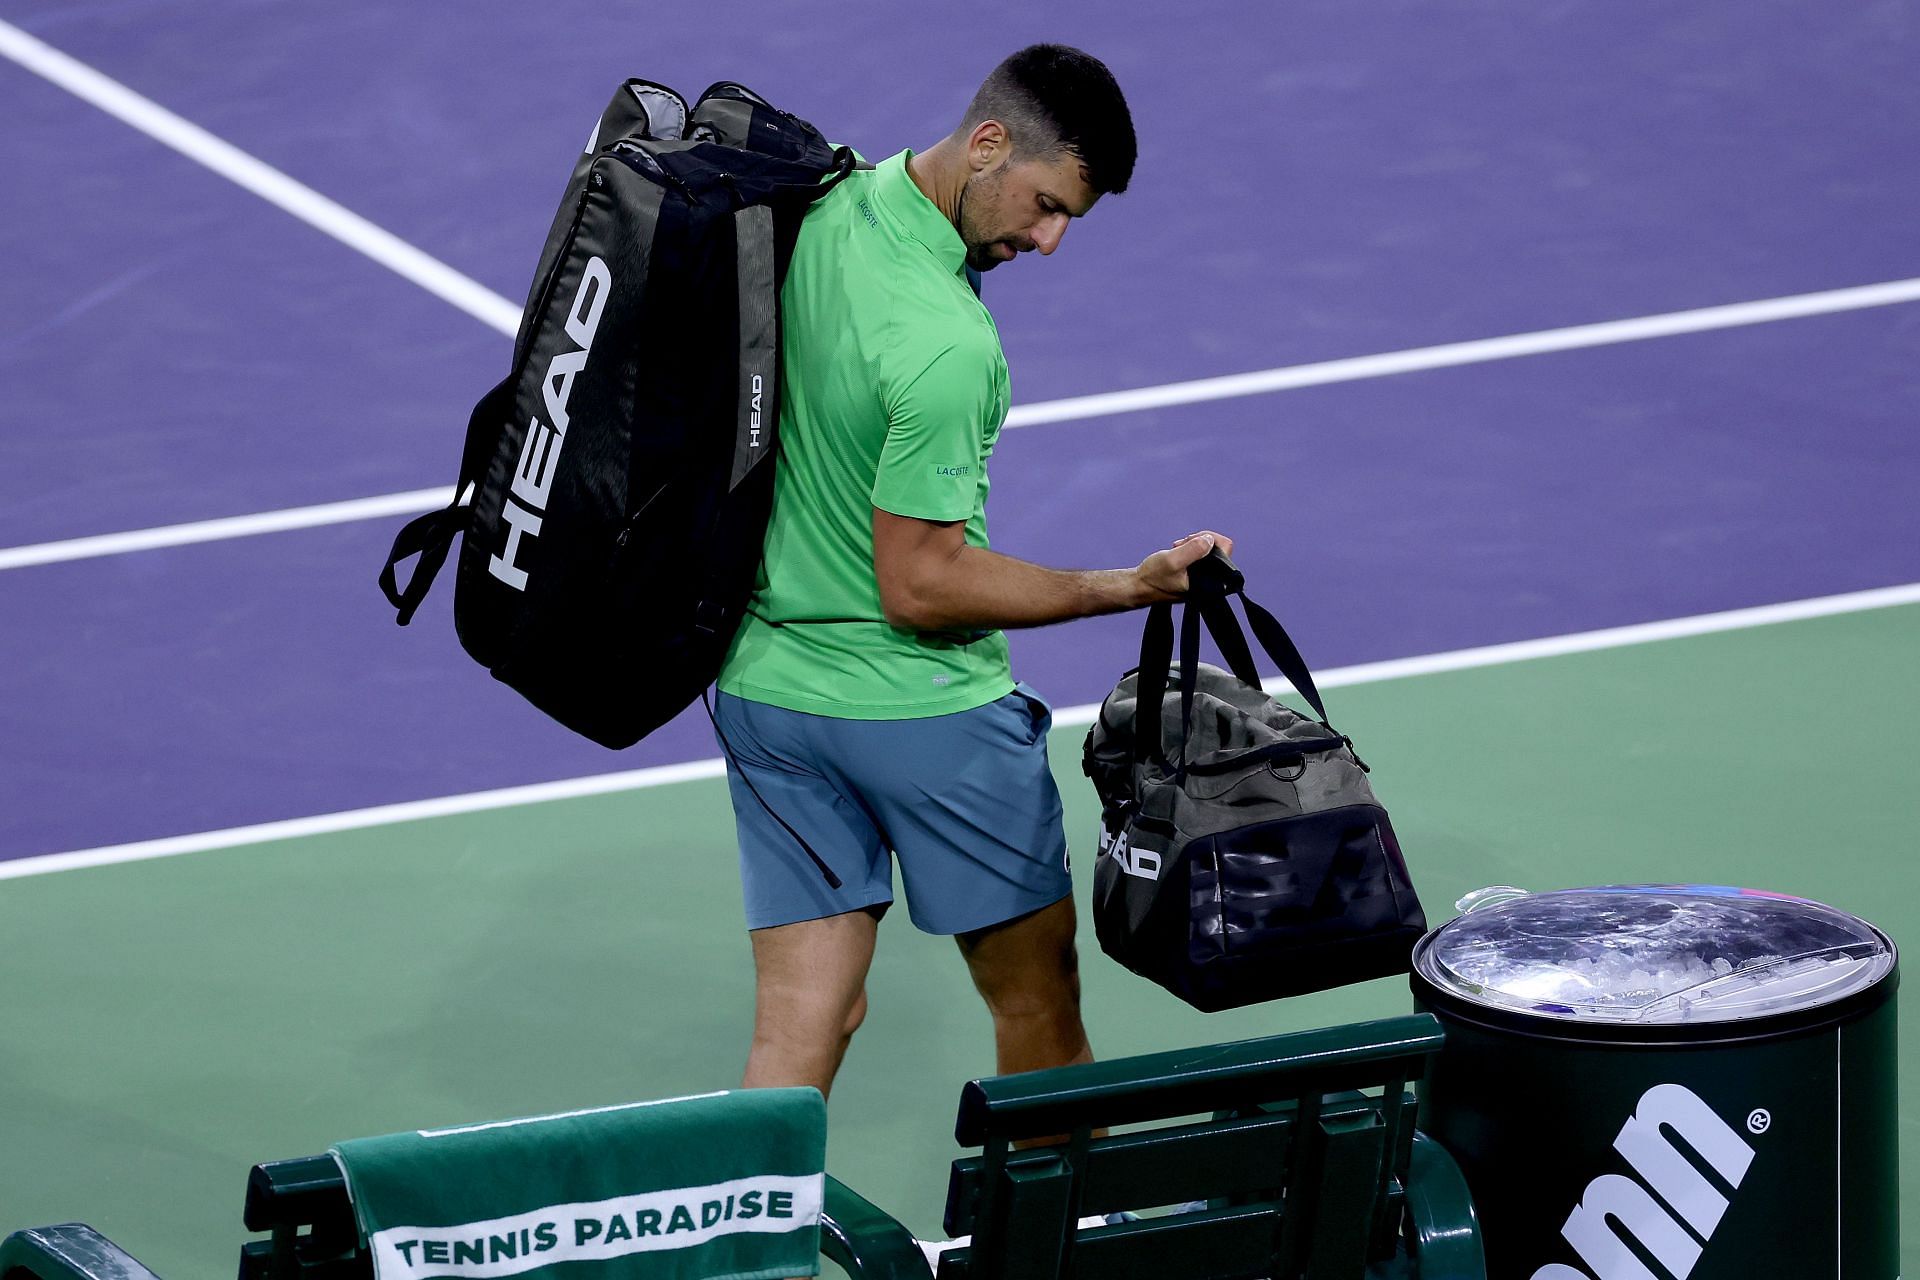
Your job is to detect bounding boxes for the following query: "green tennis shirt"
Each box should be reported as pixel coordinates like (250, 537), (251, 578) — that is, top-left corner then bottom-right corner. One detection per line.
(717, 149), (1015, 719)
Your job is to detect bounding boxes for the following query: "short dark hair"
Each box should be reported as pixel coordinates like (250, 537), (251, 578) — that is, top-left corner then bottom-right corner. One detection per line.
(961, 44), (1137, 195)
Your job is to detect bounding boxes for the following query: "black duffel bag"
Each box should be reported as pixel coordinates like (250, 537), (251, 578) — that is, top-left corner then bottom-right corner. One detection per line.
(1082, 552), (1426, 1011)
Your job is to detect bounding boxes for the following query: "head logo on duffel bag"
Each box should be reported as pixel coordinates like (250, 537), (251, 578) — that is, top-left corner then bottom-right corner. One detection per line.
(1097, 819), (1162, 882)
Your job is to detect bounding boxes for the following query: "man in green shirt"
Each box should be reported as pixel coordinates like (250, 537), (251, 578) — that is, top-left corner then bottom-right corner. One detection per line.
(716, 45), (1233, 1098)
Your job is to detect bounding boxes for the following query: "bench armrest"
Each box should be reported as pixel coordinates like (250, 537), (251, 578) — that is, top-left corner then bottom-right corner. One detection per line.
(0, 1226), (162, 1280)
(1401, 1134), (1485, 1280)
(820, 1176), (932, 1280)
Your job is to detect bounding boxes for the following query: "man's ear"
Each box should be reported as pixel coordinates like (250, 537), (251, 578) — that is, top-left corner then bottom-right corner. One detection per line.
(965, 119), (1009, 174)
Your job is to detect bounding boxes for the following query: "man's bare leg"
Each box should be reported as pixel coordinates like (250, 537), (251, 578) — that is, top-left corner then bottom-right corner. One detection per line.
(742, 907), (880, 1098)
(955, 895), (1093, 1077)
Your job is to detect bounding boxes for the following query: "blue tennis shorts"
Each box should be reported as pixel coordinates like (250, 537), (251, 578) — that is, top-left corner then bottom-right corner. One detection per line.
(713, 684), (1071, 934)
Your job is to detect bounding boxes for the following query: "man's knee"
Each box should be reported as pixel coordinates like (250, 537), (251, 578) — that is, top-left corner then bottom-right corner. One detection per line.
(963, 928), (1083, 1020)
(1000, 950), (1082, 1019)
(841, 986), (869, 1041)
(755, 979), (867, 1042)
(747, 909), (877, 1064)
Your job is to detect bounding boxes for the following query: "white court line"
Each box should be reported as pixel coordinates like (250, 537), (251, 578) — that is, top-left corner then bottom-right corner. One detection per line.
(1002, 275), (1920, 427)
(0, 487), (456, 570)
(0, 18), (520, 336)
(6, 19), (1920, 570)
(4, 580), (1914, 882)
(8, 271), (1920, 572)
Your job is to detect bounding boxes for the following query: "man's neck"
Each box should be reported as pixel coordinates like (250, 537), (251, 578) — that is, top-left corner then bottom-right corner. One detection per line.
(906, 138), (965, 229)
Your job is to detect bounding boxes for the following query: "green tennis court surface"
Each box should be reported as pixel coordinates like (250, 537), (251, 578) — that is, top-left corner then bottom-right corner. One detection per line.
(2, 604), (1913, 1276)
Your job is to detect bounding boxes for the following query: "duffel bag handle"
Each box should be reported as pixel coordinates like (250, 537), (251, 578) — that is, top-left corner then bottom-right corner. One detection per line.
(1133, 548), (1332, 776)
(1190, 551), (1328, 720)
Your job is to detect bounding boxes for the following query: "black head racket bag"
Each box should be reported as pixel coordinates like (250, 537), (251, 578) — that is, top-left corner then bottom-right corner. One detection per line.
(378, 80), (854, 748)
(1082, 552), (1427, 1011)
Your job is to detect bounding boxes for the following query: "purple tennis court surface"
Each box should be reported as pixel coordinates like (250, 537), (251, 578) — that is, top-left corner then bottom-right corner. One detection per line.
(3, 2), (1917, 860)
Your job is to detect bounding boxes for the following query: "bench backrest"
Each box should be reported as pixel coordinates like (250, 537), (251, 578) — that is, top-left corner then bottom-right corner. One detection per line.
(935, 1013), (1444, 1280)
(237, 1155), (365, 1280)
(240, 1015), (1448, 1280)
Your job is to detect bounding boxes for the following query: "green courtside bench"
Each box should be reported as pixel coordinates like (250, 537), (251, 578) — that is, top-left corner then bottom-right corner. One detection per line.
(1, 1014), (1482, 1280)
(824, 1013), (1483, 1280)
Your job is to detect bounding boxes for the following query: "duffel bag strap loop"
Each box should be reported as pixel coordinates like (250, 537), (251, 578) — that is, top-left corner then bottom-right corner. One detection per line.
(1234, 591), (1329, 724)
(1187, 549), (1332, 724)
(1132, 550), (1337, 774)
(1130, 592), (1213, 782)
(1194, 590), (1260, 685)
(1172, 595), (1207, 782)
(1132, 600), (1174, 773)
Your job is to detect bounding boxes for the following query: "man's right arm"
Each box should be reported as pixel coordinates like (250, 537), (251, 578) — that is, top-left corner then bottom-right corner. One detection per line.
(869, 342), (1231, 631)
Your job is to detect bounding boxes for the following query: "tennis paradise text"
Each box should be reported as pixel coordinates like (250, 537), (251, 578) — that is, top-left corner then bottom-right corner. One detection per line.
(389, 1190), (792, 1263)
(370, 1175), (818, 1279)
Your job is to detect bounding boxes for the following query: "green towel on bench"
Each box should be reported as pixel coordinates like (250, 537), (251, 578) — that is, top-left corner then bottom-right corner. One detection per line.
(330, 1088), (825, 1280)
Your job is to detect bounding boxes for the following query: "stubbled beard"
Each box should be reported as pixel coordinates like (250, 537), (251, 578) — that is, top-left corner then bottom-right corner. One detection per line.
(957, 171), (1007, 272)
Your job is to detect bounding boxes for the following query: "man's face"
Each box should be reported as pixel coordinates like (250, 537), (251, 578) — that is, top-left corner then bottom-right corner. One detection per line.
(957, 150), (1101, 272)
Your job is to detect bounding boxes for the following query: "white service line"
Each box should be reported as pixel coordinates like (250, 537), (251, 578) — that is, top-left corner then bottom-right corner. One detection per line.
(8, 270), (1920, 572)
(0, 487), (456, 571)
(1002, 276), (1920, 427)
(0, 17), (521, 336)
(4, 580), (1914, 882)
(0, 760), (729, 883)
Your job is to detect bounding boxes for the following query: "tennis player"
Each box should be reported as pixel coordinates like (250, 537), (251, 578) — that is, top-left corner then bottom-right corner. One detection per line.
(715, 44), (1233, 1097)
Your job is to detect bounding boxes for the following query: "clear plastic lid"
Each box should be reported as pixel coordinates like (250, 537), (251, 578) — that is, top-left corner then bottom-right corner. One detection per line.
(1415, 885), (1895, 1025)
